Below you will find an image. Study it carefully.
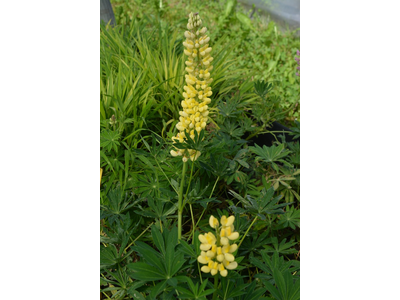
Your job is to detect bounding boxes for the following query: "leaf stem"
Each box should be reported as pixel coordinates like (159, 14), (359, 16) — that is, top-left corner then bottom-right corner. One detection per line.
(124, 222), (154, 253)
(189, 203), (195, 244)
(238, 216), (258, 248)
(184, 158), (196, 200)
(197, 260), (203, 284)
(178, 161), (188, 240)
(187, 176), (219, 241)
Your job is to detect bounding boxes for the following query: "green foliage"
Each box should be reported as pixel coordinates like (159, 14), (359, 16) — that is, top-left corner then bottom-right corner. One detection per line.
(175, 278), (215, 299)
(101, 3), (300, 299)
(110, 0), (300, 122)
(229, 187), (289, 220)
(127, 226), (187, 296)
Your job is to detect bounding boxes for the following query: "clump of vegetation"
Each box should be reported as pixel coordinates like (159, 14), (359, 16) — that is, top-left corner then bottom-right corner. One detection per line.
(101, 5), (300, 300)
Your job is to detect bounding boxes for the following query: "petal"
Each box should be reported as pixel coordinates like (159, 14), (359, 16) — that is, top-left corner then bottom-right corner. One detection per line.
(220, 215), (227, 226)
(228, 232), (239, 240)
(206, 250), (215, 258)
(207, 232), (216, 242)
(221, 237), (229, 246)
(201, 266), (211, 273)
(229, 244), (238, 253)
(209, 215), (218, 228)
(224, 253), (235, 262)
(226, 261), (238, 270)
(220, 237), (229, 246)
(198, 256), (208, 264)
(220, 269), (228, 277)
(198, 234), (208, 244)
(200, 244), (212, 251)
(225, 216), (235, 227)
(217, 254), (224, 262)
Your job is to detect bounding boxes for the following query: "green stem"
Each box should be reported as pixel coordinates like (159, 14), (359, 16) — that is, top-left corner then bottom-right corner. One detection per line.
(189, 203), (195, 244)
(178, 161), (188, 241)
(187, 176), (220, 241)
(212, 275), (219, 300)
(124, 222), (154, 253)
(238, 216), (258, 248)
(197, 260), (203, 284)
(155, 158), (178, 194)
(184, 158), (196, 200)
(209, 176), (220, 199)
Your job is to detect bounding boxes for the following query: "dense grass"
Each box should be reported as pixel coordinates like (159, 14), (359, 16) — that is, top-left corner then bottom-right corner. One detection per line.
(110, 0), (300, 121)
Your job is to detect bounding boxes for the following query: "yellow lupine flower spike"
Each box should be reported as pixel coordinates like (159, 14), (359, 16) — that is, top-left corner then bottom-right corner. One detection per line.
(170, 12), (213, 162)
(197, 215), (240, 277)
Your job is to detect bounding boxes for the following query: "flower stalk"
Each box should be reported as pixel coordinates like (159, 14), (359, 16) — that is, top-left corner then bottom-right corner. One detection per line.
(170, 11), (213, 162)
(177, 161), (187, 240)
(173, 12), (214, 240)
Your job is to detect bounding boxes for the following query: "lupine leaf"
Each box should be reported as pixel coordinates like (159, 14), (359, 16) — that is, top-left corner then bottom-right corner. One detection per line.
(127, 262), (166, 281)
(151, 224), (166, 256)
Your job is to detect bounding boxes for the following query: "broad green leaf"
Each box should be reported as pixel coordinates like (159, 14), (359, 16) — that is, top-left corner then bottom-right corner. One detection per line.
(273, 268), (288, 300)
(262, 279), (281, 300)
(149, 280), (168, 299)
(178, 239), (196, 258)
(132, 241), (165, 272)
(126, 289), (146, 300)
(151, 225), (166, 256)
(127, 262), (166, 281)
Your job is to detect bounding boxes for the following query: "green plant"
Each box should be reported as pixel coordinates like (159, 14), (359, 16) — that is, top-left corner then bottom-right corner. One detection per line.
(100, 6), (300, 299)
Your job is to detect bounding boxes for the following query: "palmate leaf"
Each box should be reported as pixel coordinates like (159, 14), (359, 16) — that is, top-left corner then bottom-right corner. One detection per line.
(176, 278), (214, 299)
(240, 280), (268, 300)
(217, 277), (249, 299)
(199, 152), (230, 178)
(127, 262), (166, 281)
(100, 129), (121, 153)
(132, 241), (165, 272)
(177, 239), (196, 259)
(250, 143), (291, 166)
(270, 268), (300, 300)
(220, 119), (245, 139)
(126, 288), (146, 300)
(151, 225), (166, 256)
(101, 186), (140, 220)
(263, 237), (298, 255)
(254, 80), (273, 99)
(276, 206), (300, 230)
(252, 252), (300, 300)
(217, 93), (242, 118)
(127, 226), (186, 284)
(229, 187), (289, 220)
(252, 251), (298, 280)
(136, 195), (177, 221)
(100, 244), (120, 270)
(240, 229), (271, 256)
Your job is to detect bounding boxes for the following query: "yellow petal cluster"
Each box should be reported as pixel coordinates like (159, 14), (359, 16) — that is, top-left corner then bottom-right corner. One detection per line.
(170, 12), (213, 162)
(198, 215), (239, 277)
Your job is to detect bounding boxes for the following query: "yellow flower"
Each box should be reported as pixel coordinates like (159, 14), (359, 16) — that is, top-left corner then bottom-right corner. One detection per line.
(209, 215), (219, 228)
(198, 232), (216, 251)
(197, 215), (239, 277)
(171, 12), (213, 162)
